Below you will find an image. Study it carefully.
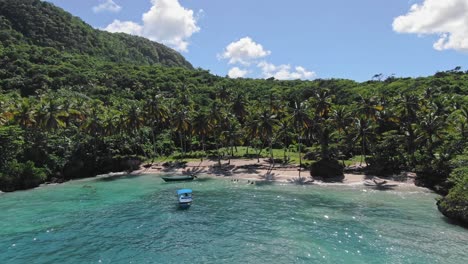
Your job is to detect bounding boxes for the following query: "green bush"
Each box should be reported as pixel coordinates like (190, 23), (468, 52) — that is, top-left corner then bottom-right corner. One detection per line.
(310, 158), (344, 182)
(0, 160), (47, 192)
(437, 173), (468, 226)
(437, 149), (468, 226)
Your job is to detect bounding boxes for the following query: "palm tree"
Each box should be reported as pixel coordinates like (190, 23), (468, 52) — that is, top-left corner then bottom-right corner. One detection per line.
(36, 97), (67, 131)
(245, 111), (262, 162)
(124, 104), (145, 135)
(13, 99), (36, 128)
(217, 86), (231, 103)
(82, 108), (103, 136)
(357, 95), (382, 121)
(331, 106), (353, 165)
(172, 108), (190, 158)
(395, 93), (420, 164)
(310, 88), (334, 160)
(275, 120), (294, 163)
(291, 100), (313, 177)
(417, 111), (445, 157)
(191, 110), (213, 158)
(232, 93), (248, 124)
(0, 97), (13, 126)
(102, 109), (120, 136)
(257, 110), (279, 167)
(145, 95), (169, 158)
(353, 117), (372, 166)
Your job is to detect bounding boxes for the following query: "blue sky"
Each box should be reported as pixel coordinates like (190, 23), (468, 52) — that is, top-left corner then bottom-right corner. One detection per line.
(46, 0), (468, 81)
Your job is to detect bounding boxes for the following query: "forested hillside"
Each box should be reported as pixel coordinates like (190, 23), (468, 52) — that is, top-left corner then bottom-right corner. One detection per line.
(0, 0), (193, 68)
(0, 0), (467, 225)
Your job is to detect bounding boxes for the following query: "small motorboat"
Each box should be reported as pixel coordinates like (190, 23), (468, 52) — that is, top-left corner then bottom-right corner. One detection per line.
(162, 175), (196, 182)
(177, 189), (193, 209)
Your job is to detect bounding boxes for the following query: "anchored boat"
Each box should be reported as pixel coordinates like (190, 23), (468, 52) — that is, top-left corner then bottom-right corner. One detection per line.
(177, 189), (193, 209)
(162, 175), (196, 182)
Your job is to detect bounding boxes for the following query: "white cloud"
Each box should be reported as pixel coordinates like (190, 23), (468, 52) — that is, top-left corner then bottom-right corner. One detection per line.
(228, 67), (248, 78)
(93, 0), (122, 13)
(393, 0), (468, 52)
(103, 0), (200, 52)
(104, 20), (142, 35)
(257, 61), (315, 80)
(220, 37), (271, 65)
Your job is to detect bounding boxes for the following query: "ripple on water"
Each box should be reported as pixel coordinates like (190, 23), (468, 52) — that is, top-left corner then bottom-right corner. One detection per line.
(0, 177), (467, 263)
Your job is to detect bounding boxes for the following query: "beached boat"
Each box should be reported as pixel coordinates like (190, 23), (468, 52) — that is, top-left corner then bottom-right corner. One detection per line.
(177, 189), (193, 209)
(161, 175), (196, 182)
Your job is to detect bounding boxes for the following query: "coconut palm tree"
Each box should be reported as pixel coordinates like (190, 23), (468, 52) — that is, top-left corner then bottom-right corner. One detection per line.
(172, 107), (191, 158)
(395, 93), (420, 164)
(191, 110), (213, 157)
(417, 111), (445, 158)
(36, 97), (68, 131)
(291, 100), (313, 176)
(257, 110), (279, 166)
(232, 93), (248, 124)
(13, 99), (36, 128)
(144, 95), (169, 158)
(353, 117), (372, 166)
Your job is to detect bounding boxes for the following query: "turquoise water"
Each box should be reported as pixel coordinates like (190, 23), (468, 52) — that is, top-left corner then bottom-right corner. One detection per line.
(0, 175), (467, 264)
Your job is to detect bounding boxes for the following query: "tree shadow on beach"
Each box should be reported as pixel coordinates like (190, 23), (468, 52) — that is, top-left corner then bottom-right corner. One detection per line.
(288, 176), (315, 185)
(182, 167), (204, 176)
(208, 164), (236, 176)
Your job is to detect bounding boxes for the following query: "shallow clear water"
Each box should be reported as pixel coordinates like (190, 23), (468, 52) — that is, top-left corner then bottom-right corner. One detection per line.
(0, 175), (467, 264)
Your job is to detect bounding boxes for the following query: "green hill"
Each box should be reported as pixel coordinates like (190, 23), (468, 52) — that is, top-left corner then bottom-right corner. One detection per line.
(0, 0), (193, 68)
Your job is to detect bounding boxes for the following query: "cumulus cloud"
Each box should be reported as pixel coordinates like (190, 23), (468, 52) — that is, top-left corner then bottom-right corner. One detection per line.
(104, 20), (142, 35)
(220, 37), (271, 65)
(103, 0), (200, 52)
(393, 0), (468, 52)
(228, 67), (248, 78)
(257, 61), (316, 80)
(93, 0), (122, 13)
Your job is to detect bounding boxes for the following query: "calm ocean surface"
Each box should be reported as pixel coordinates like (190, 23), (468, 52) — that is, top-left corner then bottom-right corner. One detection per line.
(0, 174), (467, 263)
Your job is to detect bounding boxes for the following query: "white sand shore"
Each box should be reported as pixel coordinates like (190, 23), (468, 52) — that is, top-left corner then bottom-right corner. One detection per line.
(131, 158), (424, 190)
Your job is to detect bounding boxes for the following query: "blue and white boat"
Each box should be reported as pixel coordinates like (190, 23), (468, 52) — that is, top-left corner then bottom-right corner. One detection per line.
(177, 189), (193, 209)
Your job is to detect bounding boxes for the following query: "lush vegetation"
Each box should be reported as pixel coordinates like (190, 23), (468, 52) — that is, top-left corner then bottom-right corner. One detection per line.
(0, 0), (193, 68)
(0, 0), (467, 225)
(437, 149), (468, 225)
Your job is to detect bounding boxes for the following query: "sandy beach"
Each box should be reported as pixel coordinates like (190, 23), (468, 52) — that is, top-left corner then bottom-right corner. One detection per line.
(131, 158), (424, 190)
